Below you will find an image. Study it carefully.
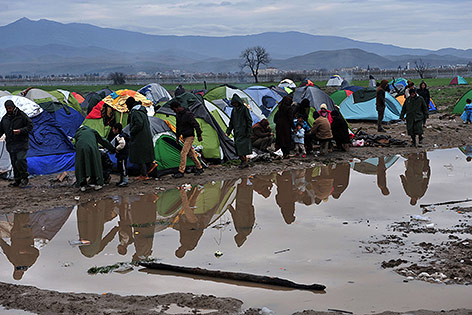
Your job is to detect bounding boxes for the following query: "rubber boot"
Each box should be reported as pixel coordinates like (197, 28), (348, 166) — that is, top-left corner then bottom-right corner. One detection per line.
(119, 176), (128, 187)
(116, 175), (123, 186)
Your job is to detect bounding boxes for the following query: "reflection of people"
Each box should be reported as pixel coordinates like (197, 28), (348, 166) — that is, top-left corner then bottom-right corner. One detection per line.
(311, 166), (334, 204)
(276, 171), (296, 224)
(0, 100), (33, 187)
(0, 214), (39, 280)
(400, 152), (431, 205)
(377, 158), (390, 196)
(77, 199), (118, 258)
(251, 174), (274, 198)
(129, 195), (157, 262)
(228, 177), (255, 247)
(117, 197), (133, 256)
(331, 163), (350, 199)
(74, 125), (115, 191)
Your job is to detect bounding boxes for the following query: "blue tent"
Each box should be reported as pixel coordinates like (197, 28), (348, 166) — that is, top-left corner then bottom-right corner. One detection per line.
(28, 111), (77, 175)
(343, 86), (363, 92)
(244, 86), (282, 117)
(38, 102), (84, 138)
(340, 88), (402, 122)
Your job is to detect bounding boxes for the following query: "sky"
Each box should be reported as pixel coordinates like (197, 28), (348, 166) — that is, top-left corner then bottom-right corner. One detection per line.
(1, 0), (471, 50)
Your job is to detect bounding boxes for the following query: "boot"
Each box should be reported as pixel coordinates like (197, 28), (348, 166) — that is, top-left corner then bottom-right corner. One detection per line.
(118, 176), (128, 187)
(116, 175), (123, 186)
(18, 178), (29, 188)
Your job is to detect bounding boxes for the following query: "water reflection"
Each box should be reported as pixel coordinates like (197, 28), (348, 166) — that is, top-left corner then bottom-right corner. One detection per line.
(0, 208), (72, 280)
(400, 152), (431, 205)
(229, 177), (255, 247)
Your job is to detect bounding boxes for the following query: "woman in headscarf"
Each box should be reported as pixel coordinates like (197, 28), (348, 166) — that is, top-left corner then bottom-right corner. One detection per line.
(226, 94), (253, 168)
(275, 96), (294, 158)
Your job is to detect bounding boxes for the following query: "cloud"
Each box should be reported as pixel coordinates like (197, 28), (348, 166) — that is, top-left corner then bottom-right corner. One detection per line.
(0, 0), (471, 49)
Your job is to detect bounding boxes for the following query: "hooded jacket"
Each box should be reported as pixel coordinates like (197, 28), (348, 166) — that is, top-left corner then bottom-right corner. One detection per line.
(0, 106), (33, 152)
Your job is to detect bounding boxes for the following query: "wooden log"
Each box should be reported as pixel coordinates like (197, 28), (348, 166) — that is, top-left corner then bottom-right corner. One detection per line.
(139, 262), (326, 291)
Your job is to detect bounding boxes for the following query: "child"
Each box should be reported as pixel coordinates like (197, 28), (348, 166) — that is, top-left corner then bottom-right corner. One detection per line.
(112, 123), (129, 187)
(293, 123), (306, 157)
(461, 99), (472, 124)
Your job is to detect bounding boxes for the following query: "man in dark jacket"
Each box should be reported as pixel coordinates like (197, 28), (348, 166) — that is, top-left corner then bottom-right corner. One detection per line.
(400, 88), (428, 147)
(126, 97), (155, 179)
(170, 100), (204, 178)
(226, 94), (253, 168)
(376, 79), (389, 132)
(0, 100), (33, 187)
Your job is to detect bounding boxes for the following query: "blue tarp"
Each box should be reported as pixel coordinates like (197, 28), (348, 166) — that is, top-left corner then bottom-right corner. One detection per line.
(244, 86), (282, 117)
(51, 107), (84, 137)
(340, 91), (402, 122)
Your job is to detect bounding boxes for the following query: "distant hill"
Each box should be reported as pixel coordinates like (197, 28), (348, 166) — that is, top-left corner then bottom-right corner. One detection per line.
(0, 18), (471, 75)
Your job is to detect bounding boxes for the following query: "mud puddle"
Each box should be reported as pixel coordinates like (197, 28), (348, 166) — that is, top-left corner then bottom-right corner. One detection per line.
(0, 148), (471, 314)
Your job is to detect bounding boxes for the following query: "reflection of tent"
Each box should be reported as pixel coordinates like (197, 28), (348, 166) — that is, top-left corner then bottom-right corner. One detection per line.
(204, 85), (264, 124)
(459, 145), (472, 158)
(450, 76), (468, 85)
(340, 88), (402, 122)
(157, 93), (237, 161)
(396, 95), (437, 112)
(330, 90), (353, 106)
(278, 79), (296, 89)
(244, 86), (282, 117)
(138, 83), (172, 104)
(327, 75), (343, 87)
(452, 88), (472, 114)
(351, 156), (399, 175)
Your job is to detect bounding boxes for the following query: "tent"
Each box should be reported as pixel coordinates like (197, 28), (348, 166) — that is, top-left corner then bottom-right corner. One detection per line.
(0, 91), (11, 97)
(293, 86), (336, 111)
(37, 101), (84, 138)
(271, 86), (290, 98)
(81, 89), (113, 115)
(244, 86), (282, 117)
(396, 95), (437, 112)
(452, 88), (472, 114)
(156, 92), (237, 162)
(299, 79), (317, 88)
(351, 156), (400, 175)
(138, 83), (172, 104)
(203, 100), (230, 133)
(339, 88), (402, 122)
(330, 90), (353, 106)
(343, 86), (363, 92)
(388, 78), (408, 95)
(278, 79), (296, 89)
(0, 96), (76, 175)
(72, 92), (85, 104)
(450, 76), (468, 85)
(50, 90), (82, 113)
(326, 75), (344, 87)
(204, 85), (264, 124)
(17, 88), (82, 114)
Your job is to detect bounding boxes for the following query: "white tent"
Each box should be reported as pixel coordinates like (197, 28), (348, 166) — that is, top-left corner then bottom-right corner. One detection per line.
(278, 79), (296, 89)
(327, 75), (344, 87)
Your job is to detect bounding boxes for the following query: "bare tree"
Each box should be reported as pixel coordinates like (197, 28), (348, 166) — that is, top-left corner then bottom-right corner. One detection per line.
(240, 46), (271, 83)
(414, 59), (428, 79)
(109, 72), (126, 85)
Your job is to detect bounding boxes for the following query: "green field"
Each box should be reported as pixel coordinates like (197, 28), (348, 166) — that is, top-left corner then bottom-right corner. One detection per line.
(2, 77), (470, 113)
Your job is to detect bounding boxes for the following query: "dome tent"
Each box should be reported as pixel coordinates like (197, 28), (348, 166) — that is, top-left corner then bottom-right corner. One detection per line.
(326, 75), (344, 87)
(244, 86), (282, 117)
(278, 79), (296, 89)
(138, 83), (172, 104)
(452, 88), (472, 114)
(449, 76), (468, 85)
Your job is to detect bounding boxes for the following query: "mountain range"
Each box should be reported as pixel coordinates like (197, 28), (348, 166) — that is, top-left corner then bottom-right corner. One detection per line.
(0, 17), (471, 75)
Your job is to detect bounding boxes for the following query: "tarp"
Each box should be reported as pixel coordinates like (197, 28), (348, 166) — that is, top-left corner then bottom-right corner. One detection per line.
(327, 75), (344, 87)
(340, 88), (402, 122)
(0, 96), (43, 118)
(138, 83), (172, 104)
(101, 89), (152, 113)
(38, 102), (84, 137)
(450, 76), (468, 85)
(452, 88), (472, 114)
(244, 86), (282, 117)
(18, 88), (59, 104)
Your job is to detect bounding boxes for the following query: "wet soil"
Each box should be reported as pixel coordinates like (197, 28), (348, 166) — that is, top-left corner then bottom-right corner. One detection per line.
(1, 115), (471, 215)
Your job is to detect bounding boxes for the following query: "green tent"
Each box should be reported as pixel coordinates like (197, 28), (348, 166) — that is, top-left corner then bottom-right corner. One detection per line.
(330, 90), (353, 106)
(156, 92), (237, 162)
(452, 88), (472, 114)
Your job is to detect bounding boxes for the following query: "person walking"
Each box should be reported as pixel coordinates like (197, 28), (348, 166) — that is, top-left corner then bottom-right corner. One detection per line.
(170, 100), (204, 178)
(111, 123), (129, 187)
(376, 79), (389, 132)
(275, 96), (294, 158)
(0, 100), (33, 187)
(226, 94), (253, 168)
(74, 125), (115, 191)
(400, 88), (428, 147)
(126, 97), (154, 179)
(417, 81), (430, 107)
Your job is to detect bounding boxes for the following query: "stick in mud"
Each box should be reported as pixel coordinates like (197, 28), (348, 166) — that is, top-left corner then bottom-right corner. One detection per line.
(420, 198), (472, 208)
(274, 248), (290, 254)
(139, 262), (326, 291)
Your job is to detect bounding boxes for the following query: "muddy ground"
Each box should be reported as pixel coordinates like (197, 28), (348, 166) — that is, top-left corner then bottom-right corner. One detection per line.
(1, 115), (472, 314)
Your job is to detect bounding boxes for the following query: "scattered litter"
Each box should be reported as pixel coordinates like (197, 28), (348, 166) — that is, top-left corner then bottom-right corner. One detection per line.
(327, 308), (353, 314)
(410, 215), (431, 222)
(214, 250), (223, 258)
(260, 306), (274, 314)
(69, 239), (90, 246)
(180, 184), (192, 191)
(352, 139), (365, 147)
(425, 223), (435, 229)
(274, 249), (290, 254)
(74, 196), (80, 201)
(61, 262), (73, 268)
(212, 221), (231, 229)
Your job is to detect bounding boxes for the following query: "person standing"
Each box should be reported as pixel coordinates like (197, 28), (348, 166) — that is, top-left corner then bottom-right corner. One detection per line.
(400, 88), (428, 147)
(330, 109), (350, 152)
(74, 125), (115, 191)
(126, 97), (154, 179)
(170, 100), (204, 178)
(376, 79), (389, 132)
(111, 123), (129, 187)
(461, 99), (472, 124)
(275, 96), (294, 158)
(368, 75), (376, 87)
(292, 123), (306, 157)
(0, 100), (33, 187)
(226, 94), (253, 168)
(417, 81), (430, 108)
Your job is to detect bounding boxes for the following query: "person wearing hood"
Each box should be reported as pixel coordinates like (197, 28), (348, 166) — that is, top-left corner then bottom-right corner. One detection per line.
(252, 118), (273, 152)
(376, 79), (389, 132)
(400, 88), (428, 147)
(226, 94), (253, 168)
(319, 103), (332, 124)
(274, 96), (294, 158)
(417, 81), (430, 108)
(126, 97), (155, 179)
(0, 100), (33, 187)
(330, 109), (350, 152)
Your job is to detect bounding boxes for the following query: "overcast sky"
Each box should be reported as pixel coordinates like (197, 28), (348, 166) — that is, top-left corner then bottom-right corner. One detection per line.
(1, 0), (471, 50)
